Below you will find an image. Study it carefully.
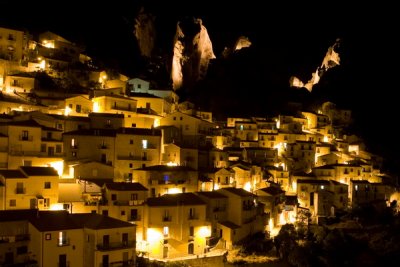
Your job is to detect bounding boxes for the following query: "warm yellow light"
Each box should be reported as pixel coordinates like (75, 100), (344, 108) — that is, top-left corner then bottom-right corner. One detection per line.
(147, 228), (162, 243)
(93, 101), (99, 112)
(103, 75), (107, 80)
(166, 162), (178, 166)
(323, 135), (329, 143)
(197, 226), (211, 238)
(244, 181), (252, 192)
(167, 188), (181, 194)
(50, 161), (64, 176)
(279, 213), (285, 225)
(39, 60), (46, 70)
(269, 218), (274, 232)
(42, 40), (54, 48)
(213, 183), (220, 190)
(50, 203), (63, 211)
(292, 181), (297, 192)
(153, 118), (160, 128)
(64, 106), (71, 116)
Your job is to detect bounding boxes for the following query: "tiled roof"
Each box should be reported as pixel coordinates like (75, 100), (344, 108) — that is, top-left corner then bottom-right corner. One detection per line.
(147, 193), (206, 206)
(0, 169), (27, 178)
(105, 182), (148, 191)
(219, 187), (255, 197)
(196, 191), (228, 199)
(71, 213), (134, 229)
(20, 166), (58, 176)
(219, 221), (240, 229)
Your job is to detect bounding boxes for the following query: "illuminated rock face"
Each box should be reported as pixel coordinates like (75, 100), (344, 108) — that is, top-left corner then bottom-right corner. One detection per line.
(290, 38), (341, 92)
(134, 7), (156, 58)
(171, 18), (215, 90)
(234, 36), (252, 51)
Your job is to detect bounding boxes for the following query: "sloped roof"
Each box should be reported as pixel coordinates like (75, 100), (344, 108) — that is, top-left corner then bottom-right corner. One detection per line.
(105, 182), (148, 191)
(20, 166), (58, 176)
(147, 193), (206, 206)
(0, 169), (27, 178)
(196, 191), (228, 199)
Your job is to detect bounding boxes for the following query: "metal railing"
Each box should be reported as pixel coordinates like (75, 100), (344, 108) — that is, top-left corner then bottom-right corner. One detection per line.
(96, 240), (135, 251)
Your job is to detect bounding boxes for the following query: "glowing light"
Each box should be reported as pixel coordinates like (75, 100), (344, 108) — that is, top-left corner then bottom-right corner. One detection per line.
(197, 226), (211, 238)
(39, 60), (46, 70)
(292, 181), (297, 192)
(166, 162), (178, 166)
(167, 188), (181, 194)
(64, 106), (71, 116)
(142, 140), (148, 149)
(323, 135), (329, 143)
(269, 218), (274, 232)
(153, 118), (160, 128)
(279, 213), (286, 225)
(213, 183), (220, 190)
(244, 182), (252, 192)
(50, 161), (64, 176)
(50, 203), (64, 211)
(93, 101), (99, 112)
(42, 40), (54, 48)
(147, 228), (163, 243)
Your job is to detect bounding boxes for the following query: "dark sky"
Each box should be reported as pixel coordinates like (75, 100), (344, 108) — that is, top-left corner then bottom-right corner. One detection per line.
(1, 0), (399, 170)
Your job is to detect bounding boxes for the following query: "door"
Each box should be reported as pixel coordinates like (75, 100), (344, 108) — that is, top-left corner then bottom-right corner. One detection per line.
(48, 146), (55, 156)
(123, 252), (129, 265)
(103, 235), (109, 248)
(188, 243), (194, 254)
(163, 246), (168, 258)
(122, 233), (128, 246)
(30, 198), (37, 209)
(4, 252), (13, 264)
(59, 254), (67, 267)
(102, 255), (109, 267)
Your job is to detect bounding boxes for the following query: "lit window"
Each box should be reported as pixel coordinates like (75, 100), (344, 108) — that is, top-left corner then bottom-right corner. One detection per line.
(321, 185), (324, 189)
(44, 182), (51, 189)
(240, 125), (244, 131)
(142, 140), (148, 149)
(71, 139), (75, 147)
(163, 226), (169, 237)
(58, 231), (68, 246)
(355, 185), (358, 191)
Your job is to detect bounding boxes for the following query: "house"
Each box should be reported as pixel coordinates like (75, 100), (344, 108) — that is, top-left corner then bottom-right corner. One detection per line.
(143, 193), (210, 259)
(0, 166), (59, 210)
(133, 165), (198, 197)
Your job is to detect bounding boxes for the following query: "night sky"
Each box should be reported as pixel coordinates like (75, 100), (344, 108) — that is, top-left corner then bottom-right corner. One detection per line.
(1, 0), (399, 171)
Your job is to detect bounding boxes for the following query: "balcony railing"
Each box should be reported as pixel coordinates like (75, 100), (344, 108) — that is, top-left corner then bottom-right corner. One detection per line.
(113, 200), (144, 206)
(57, 262), (70, 267)
(9, 150), (65, 157)
(128, 215), (141, 222)
(188, 214), (198, 220)
(0, 234), (30, 243)
(19, 135), (33, 141)
(99, 259), (135, 267)
(99, 144), (108, 149)
(213, 206), (226, 212)
(162, 216), (172, 222)
(96, 240), (135, 251)
(15, 188), (26, 194)
(57, 238), (70, 247)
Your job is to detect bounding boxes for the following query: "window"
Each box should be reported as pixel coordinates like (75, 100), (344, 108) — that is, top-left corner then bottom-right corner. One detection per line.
(129, 163), (133, 168)
(173, 117), (176, 121)
(132, 123), (136, 127)
(56, 145), (62, 153)
(22, 130), (29, 140)
(17, 246), (28, 255)
(121, 211), (125, 216)
(163, 226), (169, 237)
(189, 226), (194, 237)
(131, 194), (138, 200)
(45, 233), (51, 240)
(130, 139), (133, 144)
(41, 144), (47, 152)
(44, 182), (51, 189)
(72, 151), (77, 157)
(44, 198), (50, 208)
(142, 140), (148, 149)
(58, 231), (68, 246)
(180, 116), (183, 120)
(185, 125), (189, 130)
(9, 199), (16, 207)
(57, 123), (63, 129)
(111, 194), (117, 201)
(76, 104), (81, 113)
(71, 138), (76, 147)
(138, 84), (141, 89)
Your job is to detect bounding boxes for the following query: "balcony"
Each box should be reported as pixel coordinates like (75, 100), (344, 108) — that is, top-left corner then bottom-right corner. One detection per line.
(70, 145), (78, 149)
(9, 150), (65, 158)
(117, 155), (151, 161)
(162, 216), (172, 222)
(19, 135), (33, 141)
(57, 238), (70, 247)
(99, 260), (135, 267)
(0, 234), (30, 243)
(188, 214), (199, 220)
(15, 188), (26, 194)
(113, 200), (144, 206)
(96, 241), (135, 251)
(128, 215), (141, 222)
(99, 144), (108, 149)
(213, 206), (226, 212)
(58, 262), (70, 267)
